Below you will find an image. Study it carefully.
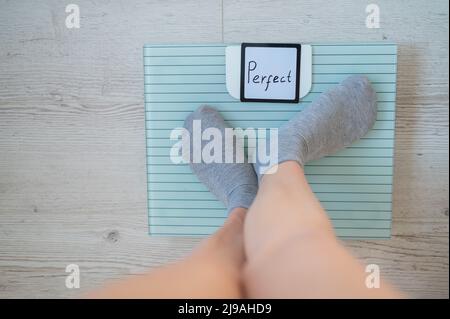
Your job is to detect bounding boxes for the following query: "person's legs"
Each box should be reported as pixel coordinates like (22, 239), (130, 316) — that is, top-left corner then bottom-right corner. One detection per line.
(89, 105), (260, 298)
(243, 76), (401, 298)
(89, 73), (403, 298)
(89, 208), (246, 298)
(242, 162), (401, 298)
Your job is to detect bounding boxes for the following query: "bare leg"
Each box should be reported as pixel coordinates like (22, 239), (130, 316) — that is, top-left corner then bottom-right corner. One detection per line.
(88, 208), (246, 298)
(243, 162), (402, 298)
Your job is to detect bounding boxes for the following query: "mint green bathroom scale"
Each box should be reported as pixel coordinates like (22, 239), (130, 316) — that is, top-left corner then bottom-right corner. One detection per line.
(144, 43), (397, 239)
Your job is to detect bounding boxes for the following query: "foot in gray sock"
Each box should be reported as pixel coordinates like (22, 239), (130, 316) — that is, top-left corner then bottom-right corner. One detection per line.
(254, 75), (377, 178)
(184, 105), (258, 213)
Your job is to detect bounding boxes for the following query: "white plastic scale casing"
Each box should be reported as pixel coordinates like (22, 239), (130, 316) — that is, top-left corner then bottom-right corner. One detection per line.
(225, 44), (312, 101)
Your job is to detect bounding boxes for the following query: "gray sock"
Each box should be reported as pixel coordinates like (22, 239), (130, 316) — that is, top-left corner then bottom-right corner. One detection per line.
(254, 75), (378, 178)
(183, 105), (258, 213)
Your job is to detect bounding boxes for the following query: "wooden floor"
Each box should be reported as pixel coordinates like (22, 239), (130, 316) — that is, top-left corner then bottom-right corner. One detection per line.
(0, 0), (448, 298)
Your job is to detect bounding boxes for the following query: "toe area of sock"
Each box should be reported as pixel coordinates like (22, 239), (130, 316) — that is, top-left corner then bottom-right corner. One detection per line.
(342, 75), (376, 101)
(341, 75), (378, 130)
(183, 104), (221, 129)
(341, 74), (371, 88)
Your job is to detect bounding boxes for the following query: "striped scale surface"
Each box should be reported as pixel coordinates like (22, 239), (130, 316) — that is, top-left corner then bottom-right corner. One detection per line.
(144, 43), (397, 238)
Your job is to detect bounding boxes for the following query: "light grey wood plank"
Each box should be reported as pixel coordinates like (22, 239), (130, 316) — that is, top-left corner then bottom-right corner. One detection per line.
(0, 0), (448, 298)
(0, 0), (221, 298)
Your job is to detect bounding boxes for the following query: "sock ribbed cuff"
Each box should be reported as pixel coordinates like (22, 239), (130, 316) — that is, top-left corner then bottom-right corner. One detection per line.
(227, 184), (258, 213)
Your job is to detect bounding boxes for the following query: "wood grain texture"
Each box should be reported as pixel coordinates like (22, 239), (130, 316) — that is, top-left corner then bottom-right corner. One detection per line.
(0, 0), (448, 298)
